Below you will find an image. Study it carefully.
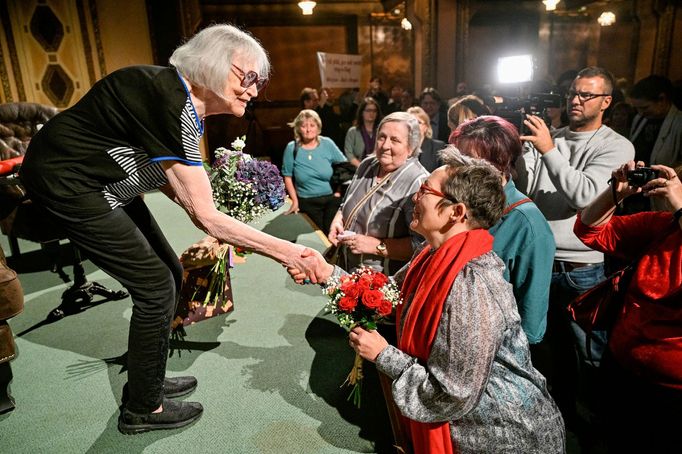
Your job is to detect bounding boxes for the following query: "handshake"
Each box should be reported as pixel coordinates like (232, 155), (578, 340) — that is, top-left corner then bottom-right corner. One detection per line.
(285, 246), (334, 285)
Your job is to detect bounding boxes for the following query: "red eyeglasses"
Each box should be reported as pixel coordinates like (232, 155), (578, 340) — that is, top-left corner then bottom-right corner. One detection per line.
(416, 184), (455, 202)
(231, 64), (269, 92)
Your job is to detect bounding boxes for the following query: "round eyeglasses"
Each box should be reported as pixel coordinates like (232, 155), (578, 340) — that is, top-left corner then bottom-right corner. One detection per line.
(231, 64), (269, 92)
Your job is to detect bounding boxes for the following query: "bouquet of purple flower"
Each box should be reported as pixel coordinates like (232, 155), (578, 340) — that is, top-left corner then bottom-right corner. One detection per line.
(209, 136), (285, 223)
(179, 137), (286, 312)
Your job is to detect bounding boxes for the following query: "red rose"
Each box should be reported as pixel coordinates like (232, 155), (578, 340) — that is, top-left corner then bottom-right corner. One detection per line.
(361, 289), (384, 309)
(340, 281), (361, 299)
(378, 298), (393, 316)
(359, 272), (374, 285)
(338, 296), (358, 312)
(371, 272), (389, 288)
(357, 275), (372, 291)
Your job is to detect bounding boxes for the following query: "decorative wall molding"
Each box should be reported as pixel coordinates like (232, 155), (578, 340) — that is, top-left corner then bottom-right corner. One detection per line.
(0, 0), (107, 106)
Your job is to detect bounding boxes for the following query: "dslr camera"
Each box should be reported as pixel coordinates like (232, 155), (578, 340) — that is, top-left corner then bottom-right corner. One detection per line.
(626, 167), (659, 187)
(495, 93), (562, 135)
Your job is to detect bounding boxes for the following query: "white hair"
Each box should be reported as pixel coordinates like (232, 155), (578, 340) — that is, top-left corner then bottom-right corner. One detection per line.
(169, 24), (270, 99)
(377, 111), (422, 156)
(439, 145), (500, 174)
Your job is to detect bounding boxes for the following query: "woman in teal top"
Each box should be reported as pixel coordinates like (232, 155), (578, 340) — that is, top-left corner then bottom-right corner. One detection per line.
(281, 109), (347, 233)
(450, 116), (556, 344)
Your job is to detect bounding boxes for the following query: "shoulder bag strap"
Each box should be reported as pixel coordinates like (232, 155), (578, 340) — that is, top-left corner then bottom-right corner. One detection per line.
(503, 197), (532, 215)
(343, 173), (391, 230)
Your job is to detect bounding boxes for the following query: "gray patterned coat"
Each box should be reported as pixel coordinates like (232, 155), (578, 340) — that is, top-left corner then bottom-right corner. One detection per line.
(375, 250), (566, 453)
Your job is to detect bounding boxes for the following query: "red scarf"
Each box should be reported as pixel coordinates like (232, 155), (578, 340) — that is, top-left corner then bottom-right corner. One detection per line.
(397, 229), (494, 454)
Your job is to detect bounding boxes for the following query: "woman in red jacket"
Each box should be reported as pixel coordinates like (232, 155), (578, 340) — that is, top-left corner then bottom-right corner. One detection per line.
(574, 161), (682, 453)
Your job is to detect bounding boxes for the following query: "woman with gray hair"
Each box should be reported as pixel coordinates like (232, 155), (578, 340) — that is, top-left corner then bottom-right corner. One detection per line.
(281, 109), (347, 232)
(344, 149), (565, 453)
(328, 111), (429, 275)
(19, 24), (324, 434)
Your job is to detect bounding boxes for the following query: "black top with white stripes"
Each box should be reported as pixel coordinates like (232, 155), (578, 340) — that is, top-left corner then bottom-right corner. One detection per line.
(21, 65), (203, 216)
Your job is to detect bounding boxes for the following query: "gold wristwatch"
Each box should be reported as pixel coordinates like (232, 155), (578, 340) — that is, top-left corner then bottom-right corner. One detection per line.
(376, 241), (387, 256)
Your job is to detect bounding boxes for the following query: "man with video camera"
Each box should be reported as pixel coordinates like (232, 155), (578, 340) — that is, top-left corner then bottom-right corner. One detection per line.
(515, 66), (634, 436)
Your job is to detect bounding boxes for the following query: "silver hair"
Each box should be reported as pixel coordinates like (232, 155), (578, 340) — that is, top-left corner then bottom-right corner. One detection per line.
(377, 111), (422, 156)
(169, 24), (270, 100)
(440, 145), (501, 175)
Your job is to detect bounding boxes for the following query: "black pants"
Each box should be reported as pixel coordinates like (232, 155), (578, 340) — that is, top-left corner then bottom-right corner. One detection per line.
(41, 197), (182, 413)
(298, 194), (342, 234)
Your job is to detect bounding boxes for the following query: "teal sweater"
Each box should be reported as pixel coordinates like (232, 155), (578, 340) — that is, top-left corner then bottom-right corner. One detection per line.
(489, 180), (556, 344)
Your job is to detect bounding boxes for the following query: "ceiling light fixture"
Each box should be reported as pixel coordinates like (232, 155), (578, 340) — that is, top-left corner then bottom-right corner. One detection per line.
(298, 1), (316, 15)
(597, 11), (616, 26)
(401, 18), (412, 31)
(542, 0), (560, 11)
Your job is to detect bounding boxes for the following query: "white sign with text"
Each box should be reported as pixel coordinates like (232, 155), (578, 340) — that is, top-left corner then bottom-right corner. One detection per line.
(317, 52), (362, 88)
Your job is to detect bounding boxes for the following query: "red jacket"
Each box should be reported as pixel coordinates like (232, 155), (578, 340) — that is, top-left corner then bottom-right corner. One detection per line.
(575, 211), (682, 389)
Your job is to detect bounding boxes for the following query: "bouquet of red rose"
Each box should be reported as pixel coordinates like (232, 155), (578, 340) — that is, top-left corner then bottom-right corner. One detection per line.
(323, 266), (402, 407)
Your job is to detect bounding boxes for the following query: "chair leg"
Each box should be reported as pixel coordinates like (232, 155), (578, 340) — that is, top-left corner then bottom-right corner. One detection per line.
(47, 245), (129, 320)
(0, 361), (15, 414)
(7, 235), (20, 258)
(41, 240), (70, 283)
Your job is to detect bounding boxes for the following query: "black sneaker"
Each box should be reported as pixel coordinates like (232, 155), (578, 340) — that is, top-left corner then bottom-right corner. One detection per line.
(164, 376), (198, 398)
(118, 398), (203, 435)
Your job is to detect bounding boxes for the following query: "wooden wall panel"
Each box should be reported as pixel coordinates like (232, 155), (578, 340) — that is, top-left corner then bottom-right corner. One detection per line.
(251, 25), (348, 101)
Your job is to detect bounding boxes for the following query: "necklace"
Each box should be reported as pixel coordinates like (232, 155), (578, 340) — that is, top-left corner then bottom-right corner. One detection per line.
(302, 138), (318, 160)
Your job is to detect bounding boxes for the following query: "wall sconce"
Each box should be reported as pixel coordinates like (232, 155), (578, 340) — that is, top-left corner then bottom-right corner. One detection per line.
(542, 0), (560, 11)
(401, 18), (412, 31)
(298, 1), (316, 15)
(597, 11), (616, 26)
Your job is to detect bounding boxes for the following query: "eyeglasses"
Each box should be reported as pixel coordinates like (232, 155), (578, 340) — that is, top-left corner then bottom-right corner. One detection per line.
(231, 64), (269, 92)
(364, 108), (378, 113)
(416, 184), (455, 203)
(565, 91), (610, 103)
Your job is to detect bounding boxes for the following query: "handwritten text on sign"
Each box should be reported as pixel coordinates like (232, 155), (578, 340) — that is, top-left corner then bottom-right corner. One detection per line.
(317, 52), (362, 88)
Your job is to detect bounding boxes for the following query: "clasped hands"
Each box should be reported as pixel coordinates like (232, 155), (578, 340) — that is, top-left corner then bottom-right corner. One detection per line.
(285, 245), (333, 285)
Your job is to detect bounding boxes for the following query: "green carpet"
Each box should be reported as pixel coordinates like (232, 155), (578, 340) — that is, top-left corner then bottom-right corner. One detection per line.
(1, 192), (393, 453)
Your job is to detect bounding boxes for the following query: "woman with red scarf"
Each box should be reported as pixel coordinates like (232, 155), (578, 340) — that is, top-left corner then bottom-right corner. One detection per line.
(339, 149), (564, 453)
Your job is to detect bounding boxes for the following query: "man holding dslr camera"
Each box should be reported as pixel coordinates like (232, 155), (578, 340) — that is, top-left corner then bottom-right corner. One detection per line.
(515, 66), (634, 434)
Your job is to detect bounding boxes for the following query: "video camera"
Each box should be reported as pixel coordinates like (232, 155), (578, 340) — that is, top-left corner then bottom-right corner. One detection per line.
(494, 93), (562, 135)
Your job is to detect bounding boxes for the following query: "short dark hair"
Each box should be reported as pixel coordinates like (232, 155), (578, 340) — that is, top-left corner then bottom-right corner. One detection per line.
(450, 115), (521, 178)
(419, 87), (443, 104)
(576, 67), (615, 95)
(299, 87), (317, 107)
(630, 75), (673, 101)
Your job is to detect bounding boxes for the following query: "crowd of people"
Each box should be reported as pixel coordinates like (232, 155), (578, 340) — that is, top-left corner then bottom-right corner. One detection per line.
(15, 22), (682, 453)
(287, 62), (681, 453)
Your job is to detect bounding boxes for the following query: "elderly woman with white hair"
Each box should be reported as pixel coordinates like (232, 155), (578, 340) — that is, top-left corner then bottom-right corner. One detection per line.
(20, 24), (324, 434)
(328, 111), (429, 275)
